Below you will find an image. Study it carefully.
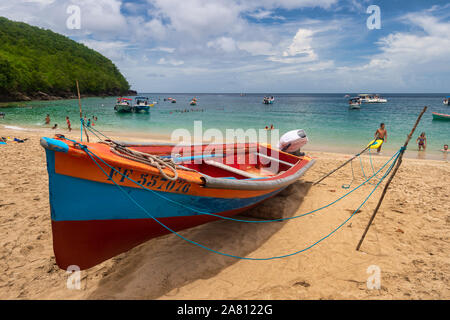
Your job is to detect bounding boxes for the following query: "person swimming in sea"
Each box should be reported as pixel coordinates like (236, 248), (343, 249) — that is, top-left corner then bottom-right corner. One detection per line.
(52, 124), (58, 130)
(45, 114), (50, 125)
(416, 132), (427, 151)
(374, 123), (387, 153)
(441, 144), (448, 153)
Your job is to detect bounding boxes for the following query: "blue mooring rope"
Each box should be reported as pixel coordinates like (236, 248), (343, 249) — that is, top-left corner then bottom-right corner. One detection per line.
(59, 135), (401, 260)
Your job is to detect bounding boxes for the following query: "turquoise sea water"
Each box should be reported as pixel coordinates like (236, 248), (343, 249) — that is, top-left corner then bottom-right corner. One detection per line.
(1, 93), (449, 159)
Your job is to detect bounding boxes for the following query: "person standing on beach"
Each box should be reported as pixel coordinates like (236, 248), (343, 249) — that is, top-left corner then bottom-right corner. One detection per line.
(66, 117), (71, 132)
(374, 123), (387, 153)
(45, 114), (50, 125)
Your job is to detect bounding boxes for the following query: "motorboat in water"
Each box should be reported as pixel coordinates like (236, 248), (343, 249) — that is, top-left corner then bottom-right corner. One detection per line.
(443, 97), (450, 105)
(358, 94), (387, 103)
(263, 96), (275, 104)
(133, 96), (153, 113)
(114, 97), (133, 113)
(349, 97), (362, 109)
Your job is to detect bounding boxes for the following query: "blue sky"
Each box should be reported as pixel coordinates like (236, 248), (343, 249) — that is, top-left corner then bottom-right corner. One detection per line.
(1, 0), (449, 93)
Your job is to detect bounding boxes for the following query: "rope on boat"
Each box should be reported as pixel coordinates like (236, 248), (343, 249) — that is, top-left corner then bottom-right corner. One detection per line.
(57, 135), (401, 224)
(77, 125), (179, 181)
(107, 141), (179, 181)
(79, 141), (400, 260)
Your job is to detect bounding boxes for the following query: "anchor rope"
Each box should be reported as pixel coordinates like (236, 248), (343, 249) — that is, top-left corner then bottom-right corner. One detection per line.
(77, 141), (400, 260)
(108, 141), (179, 181)
(58, 135), (401, 224)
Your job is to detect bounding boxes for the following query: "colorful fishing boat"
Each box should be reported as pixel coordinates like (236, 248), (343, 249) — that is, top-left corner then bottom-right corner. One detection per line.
(190, 98), (197, 106)
(432, 112), (450, 121)
(133, 96), (153, 113)
(114, 97), (133, 113)
(40, 136), (315, 270)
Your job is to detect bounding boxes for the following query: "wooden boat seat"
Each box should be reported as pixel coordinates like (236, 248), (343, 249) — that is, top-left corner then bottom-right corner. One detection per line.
(254, 152), (294, 167)
(204, 160), (261, 179)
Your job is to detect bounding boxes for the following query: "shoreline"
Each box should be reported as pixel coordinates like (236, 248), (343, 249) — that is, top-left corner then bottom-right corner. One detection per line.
(2, 123), (448, 162)
(0, 90), (137, 105)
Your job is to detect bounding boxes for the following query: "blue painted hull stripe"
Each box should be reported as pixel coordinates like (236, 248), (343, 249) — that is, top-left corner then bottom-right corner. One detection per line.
(45, 150), (284, 222)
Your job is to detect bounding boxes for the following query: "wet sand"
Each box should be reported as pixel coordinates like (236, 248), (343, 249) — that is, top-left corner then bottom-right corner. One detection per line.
(0, 127), (449, 299)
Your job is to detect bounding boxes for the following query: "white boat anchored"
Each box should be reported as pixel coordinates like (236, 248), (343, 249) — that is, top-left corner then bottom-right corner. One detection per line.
(349, 97), (361, 109)
(263, 96), (275, 104)
(133, 96), (153, 113)
(358, 94), (387, 103)
(443, 96), (450, 105)
(114, 97), (133, 113)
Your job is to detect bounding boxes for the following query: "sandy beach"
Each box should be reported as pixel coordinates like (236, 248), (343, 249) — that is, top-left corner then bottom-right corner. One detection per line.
(0, 126), (449, 300)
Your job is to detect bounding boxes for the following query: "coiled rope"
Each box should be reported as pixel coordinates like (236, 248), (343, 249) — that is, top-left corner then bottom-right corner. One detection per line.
(107, 141), (179, 181)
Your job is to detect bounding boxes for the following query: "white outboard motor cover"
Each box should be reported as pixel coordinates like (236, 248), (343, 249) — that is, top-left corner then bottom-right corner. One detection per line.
(277, 129), (308, 153)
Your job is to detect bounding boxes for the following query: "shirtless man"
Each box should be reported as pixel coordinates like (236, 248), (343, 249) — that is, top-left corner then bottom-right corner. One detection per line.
(374, 123), (387, 153)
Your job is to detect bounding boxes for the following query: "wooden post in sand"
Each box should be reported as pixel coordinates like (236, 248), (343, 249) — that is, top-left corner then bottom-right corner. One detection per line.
(356, 106), (428, 251)
(76, 80), (89, 142)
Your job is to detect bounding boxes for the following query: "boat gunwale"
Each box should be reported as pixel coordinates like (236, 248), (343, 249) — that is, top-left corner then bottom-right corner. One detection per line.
(41, 137), (315, 191)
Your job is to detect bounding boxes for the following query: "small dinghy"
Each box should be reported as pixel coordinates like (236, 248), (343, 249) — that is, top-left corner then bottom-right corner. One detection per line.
(432, 112), (450, 121)
(348, 97), (361, 109)
(41, 135), (315, 269)
(443, 97), (450, 105)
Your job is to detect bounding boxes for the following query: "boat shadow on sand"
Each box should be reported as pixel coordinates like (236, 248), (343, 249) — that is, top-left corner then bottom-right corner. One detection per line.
(87, 181), (312, 299)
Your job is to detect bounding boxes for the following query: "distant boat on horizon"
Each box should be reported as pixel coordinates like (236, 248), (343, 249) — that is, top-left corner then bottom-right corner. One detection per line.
(443, 96), (450, 105)
(358, 94), (387, 103)
(263, 96), (275, 104)
(348, 97), (361, 109)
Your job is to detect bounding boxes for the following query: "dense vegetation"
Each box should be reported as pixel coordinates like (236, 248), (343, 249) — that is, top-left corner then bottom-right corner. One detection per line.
(0, 17), (131, 100)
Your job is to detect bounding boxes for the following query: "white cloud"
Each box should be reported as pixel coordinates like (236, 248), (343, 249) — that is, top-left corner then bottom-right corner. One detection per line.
(157, 57), (184, 66)
(147, 0), (243, 39)
(237, 41), (274, 56)
(283, 29), (316, 58)
(359, 13), (450, 73)
(81, 40), (130, 61)
(207, 37), (237, 53)
(20, 0), (55, 4)
(148, 47), (176, 53)
(247, 10), (273, 20)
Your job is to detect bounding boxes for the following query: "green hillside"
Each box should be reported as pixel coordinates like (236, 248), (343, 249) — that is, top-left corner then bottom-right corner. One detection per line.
(0, 17), (131, 101)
